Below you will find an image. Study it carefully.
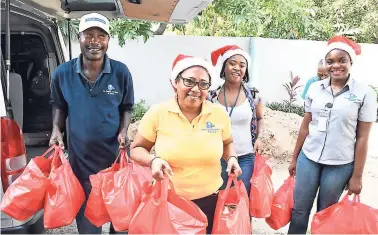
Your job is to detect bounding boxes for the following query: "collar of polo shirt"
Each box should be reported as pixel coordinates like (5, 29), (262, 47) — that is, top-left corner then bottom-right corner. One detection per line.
(321, 77), (355, 91)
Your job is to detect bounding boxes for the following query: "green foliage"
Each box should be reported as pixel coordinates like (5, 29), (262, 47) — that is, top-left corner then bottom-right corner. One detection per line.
(175, 0), (378, 43)
(266, 102), (305, 117)
(370, 85), (378, 103)
(131, 99), (149, 123)
(109, 19), (153, 46)
(57, 19), (153, 47)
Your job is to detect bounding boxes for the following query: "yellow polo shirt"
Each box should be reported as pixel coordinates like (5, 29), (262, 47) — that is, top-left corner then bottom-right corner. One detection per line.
(138, 98), (232, 200)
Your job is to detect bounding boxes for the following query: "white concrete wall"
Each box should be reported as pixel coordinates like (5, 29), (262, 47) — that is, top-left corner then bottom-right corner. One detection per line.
(71, 35), (250, 105)
(251, 37), (378, 105)
(71, 36), (378, 106)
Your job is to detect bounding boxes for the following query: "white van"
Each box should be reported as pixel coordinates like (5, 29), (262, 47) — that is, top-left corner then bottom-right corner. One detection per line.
(0, 0), (212, 233)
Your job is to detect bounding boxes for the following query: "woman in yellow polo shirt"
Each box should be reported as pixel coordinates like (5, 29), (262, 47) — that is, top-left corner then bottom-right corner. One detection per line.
(130, 54), (242, 234)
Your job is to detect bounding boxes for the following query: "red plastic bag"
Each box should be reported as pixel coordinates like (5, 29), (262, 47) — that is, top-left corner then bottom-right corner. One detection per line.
(129, 176), (208, 234)
(250, 153), (274, 218)
(212, 175), (251, 234)
(311, 194), (378, 234)
(265, 175), (295, 230)
(0, 146), (55, 220)
(101, 149), (152, 232)
(44, 147), (85, 229)
(84, 164), (118, 228)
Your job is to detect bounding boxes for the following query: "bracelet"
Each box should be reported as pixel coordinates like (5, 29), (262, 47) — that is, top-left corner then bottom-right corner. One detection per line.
(149, 156), (160, 168)
(227, 156), (238, 162)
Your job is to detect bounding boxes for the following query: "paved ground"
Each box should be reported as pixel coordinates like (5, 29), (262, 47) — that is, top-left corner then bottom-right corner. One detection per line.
(45, 123), (378, 234)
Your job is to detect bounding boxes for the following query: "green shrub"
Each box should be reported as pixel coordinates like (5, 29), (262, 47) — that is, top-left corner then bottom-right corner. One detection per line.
(266, 102), (305, 117)
(131, 99), (149, 123)
(369, 85), (378, 103)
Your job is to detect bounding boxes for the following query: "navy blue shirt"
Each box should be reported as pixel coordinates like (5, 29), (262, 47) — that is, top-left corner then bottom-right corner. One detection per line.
(50, 54), (134, 180)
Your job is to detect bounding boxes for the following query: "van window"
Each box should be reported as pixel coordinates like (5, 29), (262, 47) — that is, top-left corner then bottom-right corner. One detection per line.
(61, 0), (117, 11)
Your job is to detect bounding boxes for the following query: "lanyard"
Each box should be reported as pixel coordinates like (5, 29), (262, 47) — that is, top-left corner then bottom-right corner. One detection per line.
(223, 84), (242, 117)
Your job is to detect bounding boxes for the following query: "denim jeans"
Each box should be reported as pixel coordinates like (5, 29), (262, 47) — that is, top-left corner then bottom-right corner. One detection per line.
(75, 148), (130, 234)
(220, 153), (255, 196)
(288, 150), (354, 234)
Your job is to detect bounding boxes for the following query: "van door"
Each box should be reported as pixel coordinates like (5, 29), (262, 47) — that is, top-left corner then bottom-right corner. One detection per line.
(13, 0), (213, 23)
(0, 49), (7, 117)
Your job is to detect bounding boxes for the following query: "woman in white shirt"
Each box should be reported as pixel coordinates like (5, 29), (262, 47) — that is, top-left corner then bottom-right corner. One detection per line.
(288, 36), (377, 234)
(208, 45), (265, 195)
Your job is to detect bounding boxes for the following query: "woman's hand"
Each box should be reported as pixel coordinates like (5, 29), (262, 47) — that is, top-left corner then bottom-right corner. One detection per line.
(150, 157), (174, 181)
(254, 138), (264, 154)
(288, 159), (297, 176)
(347, 175), (362, 195)
(226, 157), (242, 177)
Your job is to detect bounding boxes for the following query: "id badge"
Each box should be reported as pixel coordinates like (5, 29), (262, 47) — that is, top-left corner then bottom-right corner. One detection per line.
(318, 117), (328, 132)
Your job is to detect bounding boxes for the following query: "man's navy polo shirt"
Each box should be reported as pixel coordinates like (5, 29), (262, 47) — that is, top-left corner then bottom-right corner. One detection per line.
(50, 54), (134, 180)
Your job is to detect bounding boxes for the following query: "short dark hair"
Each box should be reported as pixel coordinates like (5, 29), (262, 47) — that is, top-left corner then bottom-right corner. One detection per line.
(220, 59), (250, 83)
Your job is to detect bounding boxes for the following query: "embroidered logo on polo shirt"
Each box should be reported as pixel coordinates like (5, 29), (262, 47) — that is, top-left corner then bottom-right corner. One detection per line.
(103, 84), (119, 95)
(345, 93), (361, 102)
(202, 121), (220, 133)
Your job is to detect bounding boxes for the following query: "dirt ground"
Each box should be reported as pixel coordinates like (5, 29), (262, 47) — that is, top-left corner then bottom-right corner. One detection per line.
(45, 108), (378, 234)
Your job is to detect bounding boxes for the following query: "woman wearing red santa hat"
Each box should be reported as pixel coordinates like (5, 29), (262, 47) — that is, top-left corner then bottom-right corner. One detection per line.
(288, 36), (377, 234)
(130, 54), (242, 234)
(208, 45), (265, 196)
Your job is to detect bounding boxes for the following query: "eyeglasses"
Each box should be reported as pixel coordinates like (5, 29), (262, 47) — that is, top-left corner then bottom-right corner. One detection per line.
(179, 76), (211, 90)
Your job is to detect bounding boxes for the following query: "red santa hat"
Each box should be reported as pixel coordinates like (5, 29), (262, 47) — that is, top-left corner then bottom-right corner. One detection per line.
(325, 36), (361, 62)
(170, 54), (217, 85)
(210, 45), (251, 76)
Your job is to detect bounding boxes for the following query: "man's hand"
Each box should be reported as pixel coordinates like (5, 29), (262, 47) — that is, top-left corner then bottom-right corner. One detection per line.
(118, 133), (129, 149)
(49, 129), (65, 149)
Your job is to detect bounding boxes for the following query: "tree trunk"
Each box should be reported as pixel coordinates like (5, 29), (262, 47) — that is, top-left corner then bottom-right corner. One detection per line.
(154, 23), (167, 35)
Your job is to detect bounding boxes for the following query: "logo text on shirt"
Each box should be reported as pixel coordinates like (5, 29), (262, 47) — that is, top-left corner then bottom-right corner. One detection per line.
(103, 84), (119, 95)
(201, 121), (220, 133)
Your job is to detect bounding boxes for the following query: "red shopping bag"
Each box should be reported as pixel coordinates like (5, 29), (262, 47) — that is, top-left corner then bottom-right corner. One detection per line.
(129, 175), (208, 234)
(212, 175), (251, 234)
(101, 149), (152, 232)
(44, 147), (85, 229)
(250, 153), (274, 218)
(0, 146), (55, 220)
(84, 164), (119, 228)
(311, 194), (378, 234)
(265, 175), (295, 230)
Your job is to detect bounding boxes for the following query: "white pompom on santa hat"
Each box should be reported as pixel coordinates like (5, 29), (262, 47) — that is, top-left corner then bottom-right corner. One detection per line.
(210, 45), (251, 77)
(170, 54), (217, 86)
(325, 35), (361, 62)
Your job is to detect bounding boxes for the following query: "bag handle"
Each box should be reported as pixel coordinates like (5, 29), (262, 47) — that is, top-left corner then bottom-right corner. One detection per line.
(40, 145), (56, 159)
(222, 174), (240, 201)
(151, 175), (175, 205)
(341, 193), (361, 205)
(50, 146), (69, 171)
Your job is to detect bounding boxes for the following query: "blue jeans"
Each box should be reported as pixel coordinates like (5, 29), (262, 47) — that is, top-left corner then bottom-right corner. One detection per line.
(288, 151), (354, 234)
(221, 153), (255, 196)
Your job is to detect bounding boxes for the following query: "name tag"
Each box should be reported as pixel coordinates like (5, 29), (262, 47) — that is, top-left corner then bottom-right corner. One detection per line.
(318, 117), (328, 132)
(318, 108), (331, 132)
